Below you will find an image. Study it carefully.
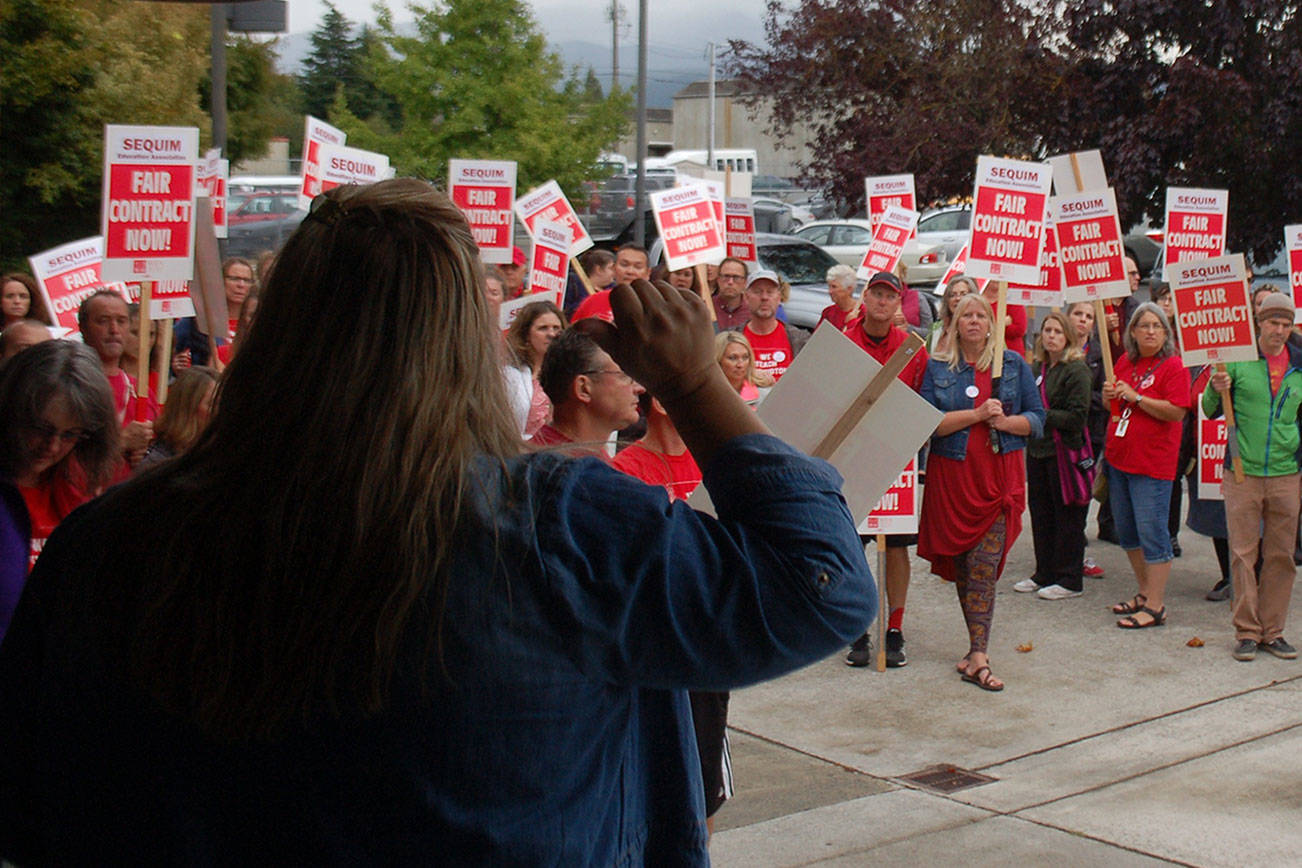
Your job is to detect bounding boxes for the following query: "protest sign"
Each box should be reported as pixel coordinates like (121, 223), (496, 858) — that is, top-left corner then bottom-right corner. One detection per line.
(865, 174), (916, 233)
(1169, 253), (1256, 366)
(1194, 369), (1226, 500)
(650, 184), (727, 272)
(932, 241), (989, 295)
(515, 180), (593, 258)
(856, 205), (919, 280)
(498, 293), (535, 332)
(688, 326), (941, 524)
(858, 459), (919, 534)
(28, 237), (123, 335)
(966, 156), (1053, 285)
(1052, 188), (1129, 303)
(1047, 150), (1107, 196)
(528, 219), (571, 307)
(1285, 224), (1302, 323)
(705, 169), (752, 198)
(724, 197), (758, 263)
(1007, 216), (1062, 307)
(448, 159), (517, 264)
(101, 124), (198, 282)
(693, 178), (727, 239)
(1163, 187), (1228, 269)
(198, 149), (229, 239)
(298, 115), (347, 209)
(316, 143), (390, 191)
(150, 280), (195, 320)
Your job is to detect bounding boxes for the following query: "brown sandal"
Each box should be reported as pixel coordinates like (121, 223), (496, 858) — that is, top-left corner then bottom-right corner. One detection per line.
(1117, 605), (1166, 629)
(1110, 593), (1147, 615)
(961, 665), (1004, 692)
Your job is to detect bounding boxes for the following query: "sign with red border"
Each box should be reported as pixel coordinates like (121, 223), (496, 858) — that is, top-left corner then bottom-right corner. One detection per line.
(316, 143), (391, 191)
(856, 205), (919, 279)
(515, 180), (593, 258)
(724, 197), (757, 263)
(865, 174), (916, 235)
(650, 184), (726, 272)
(528, 219), (570, 308)
(198, 149), (229, 240)
(1285, 224), (1302, 324)
(932, 242), (989, 295)
(859, 459), (919, 534)
(1008, 216), (1062, 307)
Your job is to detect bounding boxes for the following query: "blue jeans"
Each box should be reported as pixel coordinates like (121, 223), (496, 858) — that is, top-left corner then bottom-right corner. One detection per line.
(1107, 465), (1174, 564)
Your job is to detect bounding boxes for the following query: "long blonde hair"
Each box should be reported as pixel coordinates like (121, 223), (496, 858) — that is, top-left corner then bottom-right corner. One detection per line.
(1032, 311), (1084, 366)
(107, 178), (524, 739)
(935, 293), (999, 371)
(715, 330), (773, 388)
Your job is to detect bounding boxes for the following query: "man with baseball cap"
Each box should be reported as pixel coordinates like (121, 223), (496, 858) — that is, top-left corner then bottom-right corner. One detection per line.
(500, 246), (528, 299)
(1205, 291), (1302, 661)
(742, 269), (807, 381)
(843, 271), (929, 668)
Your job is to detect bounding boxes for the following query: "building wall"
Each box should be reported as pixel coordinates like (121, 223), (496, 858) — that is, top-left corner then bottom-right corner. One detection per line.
(671, 92), (815, 180)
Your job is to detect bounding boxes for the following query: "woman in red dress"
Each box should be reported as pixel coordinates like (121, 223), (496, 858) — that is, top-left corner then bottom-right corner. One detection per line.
(919, 294), (1045, 691)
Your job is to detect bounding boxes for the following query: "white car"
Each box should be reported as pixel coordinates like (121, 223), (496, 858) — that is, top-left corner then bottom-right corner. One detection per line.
(792, 218), (947, 287)
(916, 204), (971, 266)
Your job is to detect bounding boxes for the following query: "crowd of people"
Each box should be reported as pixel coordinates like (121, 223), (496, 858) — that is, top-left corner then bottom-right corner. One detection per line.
(0, 179), (1296, 861)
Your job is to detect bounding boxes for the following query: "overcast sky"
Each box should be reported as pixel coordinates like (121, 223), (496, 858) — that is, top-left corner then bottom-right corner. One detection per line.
(286, 0), (770, 58)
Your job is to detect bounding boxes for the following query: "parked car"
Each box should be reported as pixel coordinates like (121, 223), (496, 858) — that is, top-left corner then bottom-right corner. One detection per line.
(1148, 245), (1289, 293)
(1122, 221), (1162, 277)
(753, 197), (815, 228)
(228, 192), (300, 226)
(792, 218), (947, 287)
(581, 172), (680, 243)
(226, 207), (306, 258)
(916, 203), (971, 265)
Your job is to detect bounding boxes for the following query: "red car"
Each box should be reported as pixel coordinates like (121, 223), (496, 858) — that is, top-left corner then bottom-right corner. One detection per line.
(227, 192), (300, 226)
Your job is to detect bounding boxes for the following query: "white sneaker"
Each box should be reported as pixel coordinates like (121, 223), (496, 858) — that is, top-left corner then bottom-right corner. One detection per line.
(1037, 584), (1083, 600)
(1013, 578), (1041, 593)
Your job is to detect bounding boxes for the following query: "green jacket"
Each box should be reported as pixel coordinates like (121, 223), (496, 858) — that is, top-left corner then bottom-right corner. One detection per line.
(1201, 344), (1302, 477)
(1028, 358), (1091, 460)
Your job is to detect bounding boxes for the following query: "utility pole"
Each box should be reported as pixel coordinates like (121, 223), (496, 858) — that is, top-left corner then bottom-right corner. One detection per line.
(210, 4), (228, 152)
(633, 0), (648, 246)
(607, 2), (624, 92)
(707, 42), (716, 169)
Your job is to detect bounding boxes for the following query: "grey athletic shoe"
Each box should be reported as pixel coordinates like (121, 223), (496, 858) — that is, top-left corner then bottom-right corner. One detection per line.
(1258, 638), (1298, 659)
(1233, 639), (1258, 661)
(845, 633), (872, 667)
(885, 629), (907, 668)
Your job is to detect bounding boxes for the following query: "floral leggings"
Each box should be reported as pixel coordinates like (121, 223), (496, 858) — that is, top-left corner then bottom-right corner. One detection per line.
(954, 514), (1007, 656)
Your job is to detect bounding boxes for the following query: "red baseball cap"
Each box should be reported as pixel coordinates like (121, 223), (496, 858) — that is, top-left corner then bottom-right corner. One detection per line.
(511, 246), (527, 266)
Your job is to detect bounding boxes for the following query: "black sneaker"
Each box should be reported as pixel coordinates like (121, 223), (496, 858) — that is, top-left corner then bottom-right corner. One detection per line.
(885, 629), (907, 668)
(1205, 579), (1231, 601)
(1233, 638), (1258, 661)
(845, 633), (872, 667)
(1259, 638), (1298, 659)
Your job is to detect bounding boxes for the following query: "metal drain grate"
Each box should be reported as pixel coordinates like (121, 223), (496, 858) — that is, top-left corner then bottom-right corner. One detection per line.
(897, 764), (997, 793)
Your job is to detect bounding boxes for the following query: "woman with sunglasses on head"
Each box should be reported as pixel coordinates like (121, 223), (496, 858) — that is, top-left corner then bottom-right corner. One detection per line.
(0, 341), (119, 642)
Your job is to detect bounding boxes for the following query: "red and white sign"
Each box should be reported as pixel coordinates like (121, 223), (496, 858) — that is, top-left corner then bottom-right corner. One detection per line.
(1169, 253), (1256, 366)
(693, 179), (727, 244)
(101, 124), (199, 282)
(27, 236), (139, 335)
(865, 174), (916, 234)
(316, 143), (390, 192)
(650, 184), (726, 272)
(448, 159), (517, 264)
(966, 155), (1053, 285)
(528, 219), (570, 308)
(1163, 187), (1227, 268)
(932, 242), (990, 295)
(198, 149), (229, 239)
(724, 197), (758, 263)
(498, 293), (535, 333)
(515, 180), (593, 258)
(150, 280), (195, 320)
(1052, 188), (1128, 303)
(1008, 216), (1062, 307)
(859, 459), (919, 534)
(298, 115), (347, 209)
(856, 205), (919, 280)
(1194, 369), (1226, 500)
(1285, 224), (1302, 323)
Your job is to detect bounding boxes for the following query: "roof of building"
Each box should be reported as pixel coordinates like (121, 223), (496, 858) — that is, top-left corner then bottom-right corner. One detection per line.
(673, 79), (752, 100)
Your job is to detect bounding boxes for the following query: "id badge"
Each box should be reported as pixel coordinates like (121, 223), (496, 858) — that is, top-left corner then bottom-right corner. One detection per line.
(1115, 406), (1132, 438)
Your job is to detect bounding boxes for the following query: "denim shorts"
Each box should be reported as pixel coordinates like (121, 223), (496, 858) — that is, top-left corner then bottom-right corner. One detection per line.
(1107, 464), (1174, 564)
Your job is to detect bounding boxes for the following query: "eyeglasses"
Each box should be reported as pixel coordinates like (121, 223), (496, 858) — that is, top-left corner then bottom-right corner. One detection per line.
(26, 423), (91, 445)
(581, 368), (635, 385)
(718, 273), (747, 283)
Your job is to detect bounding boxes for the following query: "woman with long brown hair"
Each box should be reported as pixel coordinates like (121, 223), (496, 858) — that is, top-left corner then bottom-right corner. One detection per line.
(0, 178), (874, 864)
(504, 299), (566, 437)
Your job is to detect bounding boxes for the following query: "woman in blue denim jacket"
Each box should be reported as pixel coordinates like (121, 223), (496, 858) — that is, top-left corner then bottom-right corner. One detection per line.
(0, 179), (875, 866)
(919, 292), (1045, 691)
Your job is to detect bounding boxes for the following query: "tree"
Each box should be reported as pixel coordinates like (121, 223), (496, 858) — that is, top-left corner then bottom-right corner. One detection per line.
(298, 4), (360, 120)
(201, 37), (298, 166)
(1054, 1), (1302, 259)
(725, 0), (1067, 214)
(336, 0), (629, 198)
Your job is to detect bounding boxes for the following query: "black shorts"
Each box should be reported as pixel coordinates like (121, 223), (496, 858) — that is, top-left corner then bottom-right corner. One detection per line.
(859, 533), (917, 549)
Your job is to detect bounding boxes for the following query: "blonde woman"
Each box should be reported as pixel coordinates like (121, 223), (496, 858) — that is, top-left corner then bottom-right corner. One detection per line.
(929, 274), (978, 355)
(1013, 312), (1093, 600)
(918, 293), (1045, 691)
(715, 330), (772, 407)
(138, 367), (220, 468)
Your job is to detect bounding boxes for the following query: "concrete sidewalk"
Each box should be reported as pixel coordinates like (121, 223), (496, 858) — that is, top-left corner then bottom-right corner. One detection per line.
(709, 507), (1302, 866)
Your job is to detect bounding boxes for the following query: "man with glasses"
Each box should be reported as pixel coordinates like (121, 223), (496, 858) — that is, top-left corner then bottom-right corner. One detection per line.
(530, 328), (644, 461)
(713, 257), (751, 332)
(743, 270), (808, 382)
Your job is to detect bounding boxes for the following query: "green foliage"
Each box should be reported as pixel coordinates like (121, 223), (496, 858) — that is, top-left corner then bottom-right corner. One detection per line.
(200, 37), (296, 165)
(344, 0), (629, 198)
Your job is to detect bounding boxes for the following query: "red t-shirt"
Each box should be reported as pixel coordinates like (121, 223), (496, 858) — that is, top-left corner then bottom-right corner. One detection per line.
(612, 442), (702, 501)
(528, 423), (612, 463)
(744, 323), (795, 381)
(1267, 347), (1288, 395)
(816, 303), (860, 333)
(571, 290), (614, 324)
(107, 369), (159, 424)
(842, 322), (929, 392)
(1002, 303), (1027, 355)
(18, 474), (90, 572)
(1106, 353), (1190, 480)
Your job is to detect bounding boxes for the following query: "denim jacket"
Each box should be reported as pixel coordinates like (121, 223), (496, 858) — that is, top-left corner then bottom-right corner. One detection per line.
(921, 351), (1046, 459)
(0, 434), (873, 866)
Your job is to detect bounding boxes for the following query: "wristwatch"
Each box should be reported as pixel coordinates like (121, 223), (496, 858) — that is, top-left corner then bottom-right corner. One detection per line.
(1134, 393), (1144, 406)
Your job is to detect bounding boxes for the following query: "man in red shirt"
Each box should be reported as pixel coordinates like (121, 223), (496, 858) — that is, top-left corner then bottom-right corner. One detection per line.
(531, 328), (643, 460)
(743, 270), (807, 382)
(842, 271), (929, 669)
(78, 291), (156, 468)
(571, 245), (651, 324)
